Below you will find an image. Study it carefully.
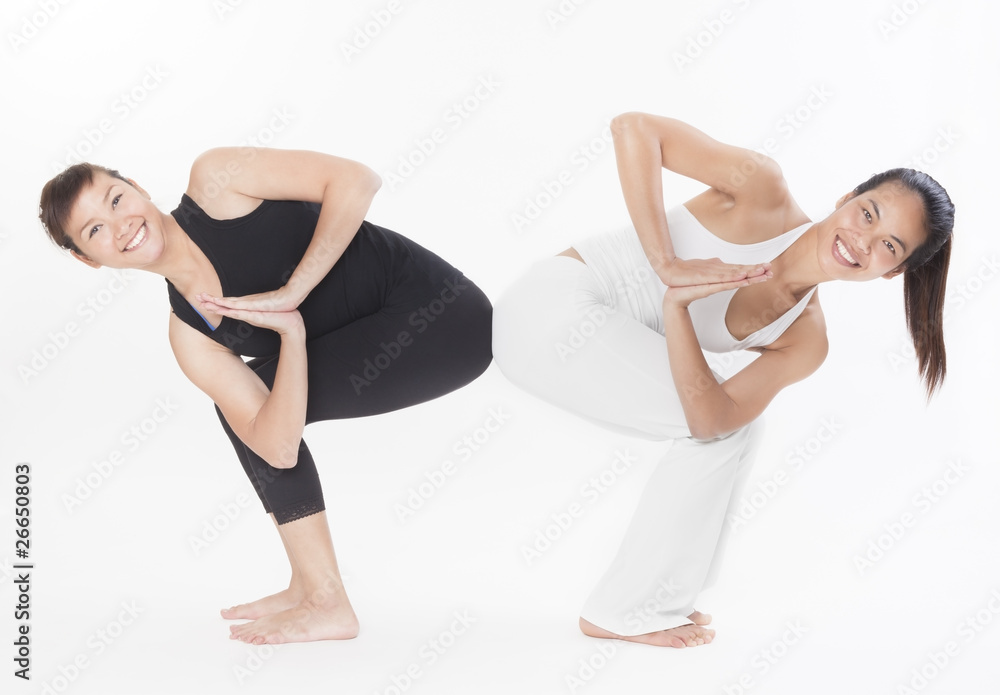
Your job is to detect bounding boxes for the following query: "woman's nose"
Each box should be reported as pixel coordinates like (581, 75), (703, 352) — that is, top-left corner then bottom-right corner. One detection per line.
(117, 219), (132, 239)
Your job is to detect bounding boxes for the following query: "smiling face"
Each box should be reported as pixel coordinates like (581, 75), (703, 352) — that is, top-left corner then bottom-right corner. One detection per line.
(65, 171), (165, 270)
(817, 181), (928, 281)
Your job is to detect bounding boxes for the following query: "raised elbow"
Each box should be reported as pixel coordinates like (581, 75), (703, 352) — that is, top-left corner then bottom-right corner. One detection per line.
(610, 111), (646, 140)
(365, 166), (382, 193)
(354, 164), (382, 195)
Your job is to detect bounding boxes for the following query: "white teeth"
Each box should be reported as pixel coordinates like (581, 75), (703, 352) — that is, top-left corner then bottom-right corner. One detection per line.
(124, 223), (147, 251)
(836, 238), (858, 266)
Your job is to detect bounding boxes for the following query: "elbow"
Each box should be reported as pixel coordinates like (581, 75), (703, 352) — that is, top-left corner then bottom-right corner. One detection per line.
(358, 164), (382, 196)
(687, 411), (738, 442)
(262, 440), (300, 470)
(687, 420), (721, 442)
(610, 111), (647, 141)
(365, 166), (382, 194)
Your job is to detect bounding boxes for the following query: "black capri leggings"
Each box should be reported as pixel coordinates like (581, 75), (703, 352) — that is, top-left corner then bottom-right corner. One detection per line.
(214, 253), (494, 525)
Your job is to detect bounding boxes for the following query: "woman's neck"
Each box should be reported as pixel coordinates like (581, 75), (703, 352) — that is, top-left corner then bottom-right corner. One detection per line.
(768, 224), (834, 299)
(147, 210), (209, 291)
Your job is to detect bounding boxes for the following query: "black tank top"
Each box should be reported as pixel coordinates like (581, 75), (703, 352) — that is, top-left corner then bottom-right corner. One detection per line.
(167, 194), (412, 357)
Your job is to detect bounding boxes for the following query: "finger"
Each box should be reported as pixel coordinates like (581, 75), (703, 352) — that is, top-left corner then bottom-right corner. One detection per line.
(725, 263), (770, 279)
(197, 293), (241, 309)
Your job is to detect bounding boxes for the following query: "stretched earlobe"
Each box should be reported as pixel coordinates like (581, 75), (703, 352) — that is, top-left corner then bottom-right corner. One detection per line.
(70, 249), (102, 269)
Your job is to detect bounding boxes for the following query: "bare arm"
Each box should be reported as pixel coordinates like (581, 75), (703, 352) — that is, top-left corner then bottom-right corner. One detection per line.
(188, 147), (382, 310)
(611, 112), (786, 285)
(168, 308), (307, 469)
(662, 288), (828, 440)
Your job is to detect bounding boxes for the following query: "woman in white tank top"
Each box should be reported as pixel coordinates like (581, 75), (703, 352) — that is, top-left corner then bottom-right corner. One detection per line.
(492, 112), (955, 648)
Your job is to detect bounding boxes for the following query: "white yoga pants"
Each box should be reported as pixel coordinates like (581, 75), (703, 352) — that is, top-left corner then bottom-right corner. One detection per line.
(492, 255), (763, 636)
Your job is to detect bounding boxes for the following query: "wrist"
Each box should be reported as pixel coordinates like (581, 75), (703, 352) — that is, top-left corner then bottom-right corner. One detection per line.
(651, 254), (677, 284)
(278, 316), (307, 340)
(279, 279), (307, 308)
(662, 294), (692, 316)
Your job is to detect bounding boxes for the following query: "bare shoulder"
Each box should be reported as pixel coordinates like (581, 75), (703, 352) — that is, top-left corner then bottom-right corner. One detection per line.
(763, 290), (828, 374)
(168, 311), (235, 369)
(185, 148), (262, 220)
(685, 161), (810, 244)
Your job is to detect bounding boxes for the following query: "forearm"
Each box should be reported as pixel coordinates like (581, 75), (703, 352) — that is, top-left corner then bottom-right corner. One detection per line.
(247, 326), (309, 468)
(662, 303), (737, 440)
(612, 112), (677, 274)
(283, 171), (381, 304)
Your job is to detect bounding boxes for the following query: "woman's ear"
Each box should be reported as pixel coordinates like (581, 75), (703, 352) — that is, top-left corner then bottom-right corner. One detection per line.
(127, 178), (152, 199)
(70, 249), (101, 269)
(882, 265), (905, 280)
(835, 190), (856, 209)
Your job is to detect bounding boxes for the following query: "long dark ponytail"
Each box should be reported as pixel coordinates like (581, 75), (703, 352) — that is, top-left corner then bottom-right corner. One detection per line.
(853, 168), (955, 397)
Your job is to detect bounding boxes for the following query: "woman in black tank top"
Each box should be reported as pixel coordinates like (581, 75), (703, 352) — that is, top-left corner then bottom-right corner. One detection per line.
(39, 147), (493, 644)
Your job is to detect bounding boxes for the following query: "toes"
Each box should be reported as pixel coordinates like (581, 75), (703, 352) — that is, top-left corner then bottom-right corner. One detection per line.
(664, 633), (687, 648)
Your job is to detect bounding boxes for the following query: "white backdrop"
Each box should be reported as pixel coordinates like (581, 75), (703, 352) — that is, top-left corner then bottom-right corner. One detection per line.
(2, 1), (999, 693)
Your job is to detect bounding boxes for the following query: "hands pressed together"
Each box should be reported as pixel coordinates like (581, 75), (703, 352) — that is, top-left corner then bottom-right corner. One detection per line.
(657, 256), (772, 310)
(197, 287), (306, 337)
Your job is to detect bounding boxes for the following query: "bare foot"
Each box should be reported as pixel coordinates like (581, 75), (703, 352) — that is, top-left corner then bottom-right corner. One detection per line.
(687, 610), (712, 626)
(579, 611), (715, 648)
(220, 586), (304, 621)
(229, 594), (359, 645)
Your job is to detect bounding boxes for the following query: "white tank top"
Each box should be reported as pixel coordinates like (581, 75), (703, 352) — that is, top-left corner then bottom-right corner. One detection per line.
(573, 204), (816, 353)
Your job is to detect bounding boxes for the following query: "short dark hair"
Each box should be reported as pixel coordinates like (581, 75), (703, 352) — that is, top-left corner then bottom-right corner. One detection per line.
(39, 163), (130, 254)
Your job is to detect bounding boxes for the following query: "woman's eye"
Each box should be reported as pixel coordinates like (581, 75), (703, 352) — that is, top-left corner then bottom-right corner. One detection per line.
(884, 240), (895, 253)
(88, 225), (100, 238)
(112, 194), (122, 209)
(863, 208), (872, 222)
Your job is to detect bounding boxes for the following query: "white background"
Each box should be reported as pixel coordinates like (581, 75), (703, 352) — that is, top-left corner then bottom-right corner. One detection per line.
(2, 0), (999, 693)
